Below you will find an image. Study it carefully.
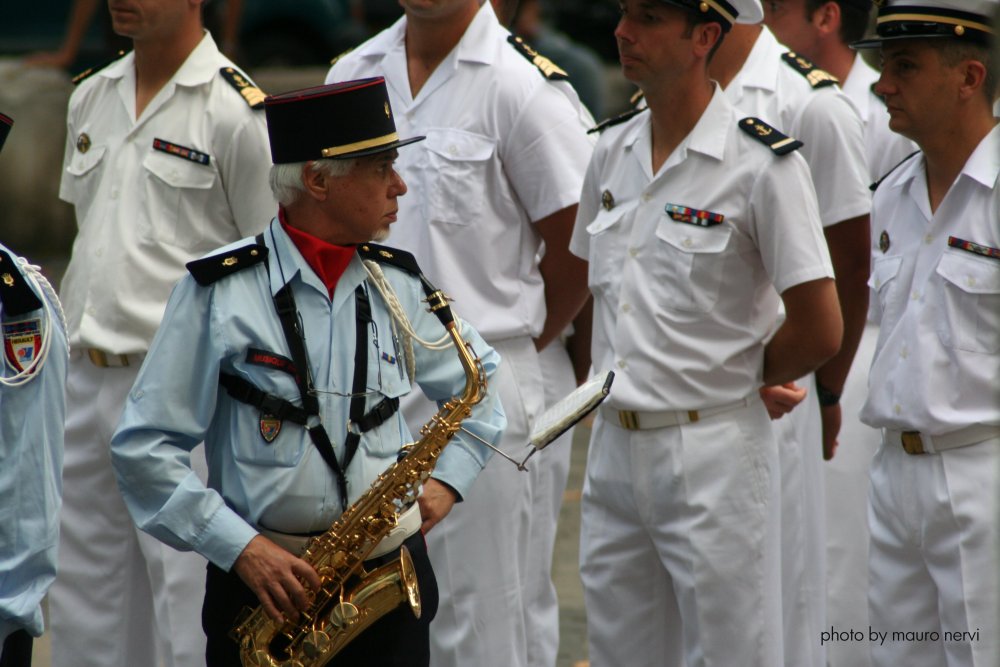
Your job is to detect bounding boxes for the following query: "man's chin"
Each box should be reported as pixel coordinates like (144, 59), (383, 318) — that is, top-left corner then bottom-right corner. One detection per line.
(372, 227), (391, 243)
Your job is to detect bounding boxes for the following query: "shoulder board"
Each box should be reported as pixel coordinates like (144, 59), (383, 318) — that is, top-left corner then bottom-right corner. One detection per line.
(870, 150), (921, 192)
(781, 52), (839, 89)
(507, 35), (569, 81)
(219, 67), (266, 110)
(588, 107), (648, 135)
(186, 243), (268, 286)
(0, 249), (43, 316)
(71, 50), (128, 86)
(329, 47), (354, 67)
(738, 117), (803, 156)
(357, 243), (422, 276)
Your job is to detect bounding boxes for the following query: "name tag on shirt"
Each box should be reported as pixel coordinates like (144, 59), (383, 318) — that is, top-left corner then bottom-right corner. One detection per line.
(152, 138), (210, 166)
(665, 204), (724, 227)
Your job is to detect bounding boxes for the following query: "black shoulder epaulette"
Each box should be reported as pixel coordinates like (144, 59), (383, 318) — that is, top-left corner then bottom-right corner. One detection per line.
(219, 67), (266, 110)
(739, 117), (803, 156)
(357, 243), (422, 276)
(0, 249), (43, 317)
(329, 47), (354, 67)
(186, 243), (269, 286)
(71, 50), (128, 86)
(781, 51), (839, 89)
(507, 35), (569, 81)
(588, 107), (648, 135)
(870, 150), (920, 192)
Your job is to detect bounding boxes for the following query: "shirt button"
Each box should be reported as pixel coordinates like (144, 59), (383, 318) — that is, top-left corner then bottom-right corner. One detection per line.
(967, 276), (977, 288)
(617, 359), (627, 369)
(683, 238), (693, 248)
(911, 290), (920, 301)
(86, 306), (97, 316)
(894, 404), (902, 415)
(621, 303), (632, 314)
(924, 234), (934, 244)
(642, 193), (652, 203)
(900, 346), (908, 359)
(629, 247), (639, 257)
(448, 146), (457, 156)
(110, 187), (119, 199)
(95, 248), (103, 258)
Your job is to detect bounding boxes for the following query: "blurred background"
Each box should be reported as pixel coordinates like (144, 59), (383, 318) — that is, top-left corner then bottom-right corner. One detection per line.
(0, 0), (632, 263)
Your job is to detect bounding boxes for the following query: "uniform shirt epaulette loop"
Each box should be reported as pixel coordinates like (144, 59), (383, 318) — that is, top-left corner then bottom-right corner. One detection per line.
(588, 107), (648, 135)
(219, 67), (267, 110)
(358, 243), (422, 276)
(71, 50), (128, 86)
(0, 249), (43, 316)
(186, 243), (269, 286)
(870, 150), (921, 192)
(507, 35), (569, 81)
(781, 52), (839, 88)
(739, 117), (803, 156)
(329, 47), (354, 67)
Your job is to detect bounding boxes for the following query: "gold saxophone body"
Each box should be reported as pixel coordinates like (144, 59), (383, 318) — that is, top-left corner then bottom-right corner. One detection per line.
(233, 298), (487, 667)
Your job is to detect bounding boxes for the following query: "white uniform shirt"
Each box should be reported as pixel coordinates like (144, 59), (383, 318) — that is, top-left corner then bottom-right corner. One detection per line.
(569, 87), (834, 412)
(725, 27), (870, 227)
(58, 33), (275, 354)
(840, 54), (917, 183)
(861, 126), (1000, 435)
(326, 2), (594, 341)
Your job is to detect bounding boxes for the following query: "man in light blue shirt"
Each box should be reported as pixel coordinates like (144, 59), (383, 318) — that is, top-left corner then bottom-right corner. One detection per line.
(0, 112), (69, 667)
(110, 78), (505, 667)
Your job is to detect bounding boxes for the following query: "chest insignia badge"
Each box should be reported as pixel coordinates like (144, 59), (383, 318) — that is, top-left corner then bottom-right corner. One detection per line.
(259, 414), (282, 443)
(879, 231), (891, 253)
(76, 133), (91, 154)
(601, 190), (615, 211)
(3, 318), (42, 374)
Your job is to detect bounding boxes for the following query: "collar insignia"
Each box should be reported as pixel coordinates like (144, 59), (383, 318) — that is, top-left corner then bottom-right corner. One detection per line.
(601, 190), (615, 211)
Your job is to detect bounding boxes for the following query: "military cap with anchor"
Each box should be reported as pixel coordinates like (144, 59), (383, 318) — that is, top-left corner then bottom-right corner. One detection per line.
(853, 0), (996, 47)
(263, 77), (424, 163)
(654, 0), (764, 32)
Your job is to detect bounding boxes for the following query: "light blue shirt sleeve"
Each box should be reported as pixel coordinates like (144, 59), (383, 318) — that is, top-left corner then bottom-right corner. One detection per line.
(0, 257), (67, 641)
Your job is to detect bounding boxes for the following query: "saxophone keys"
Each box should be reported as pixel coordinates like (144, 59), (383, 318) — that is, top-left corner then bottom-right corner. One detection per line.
(246, 649), (278, 667)
(329, 601), (360, 628)
(302, 630), (332, 660)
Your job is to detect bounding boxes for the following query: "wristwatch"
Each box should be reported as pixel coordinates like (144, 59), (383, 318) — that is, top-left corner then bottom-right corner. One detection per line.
(816, 383), (841, 407)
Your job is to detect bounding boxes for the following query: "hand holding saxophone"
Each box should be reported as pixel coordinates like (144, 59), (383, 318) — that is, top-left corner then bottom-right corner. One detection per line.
(417, 478), (459, 534)
(233, 535), (322, 624)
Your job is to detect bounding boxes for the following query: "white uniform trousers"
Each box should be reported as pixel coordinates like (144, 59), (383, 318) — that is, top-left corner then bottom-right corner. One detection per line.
(414, 335), (543, 667)
(524, 341), (576, 667)
(772, 372), (826, 667)
(824, 323), (879, 667)
(868, 435), (999, 667)
(49, 354), (208, 667)
(580, 396), (782, 667)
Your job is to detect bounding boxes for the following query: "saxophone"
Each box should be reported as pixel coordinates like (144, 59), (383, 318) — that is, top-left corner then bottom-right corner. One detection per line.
(233, 289), (487, 667)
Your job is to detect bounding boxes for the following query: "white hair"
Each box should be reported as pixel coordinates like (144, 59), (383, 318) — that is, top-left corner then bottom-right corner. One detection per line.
(269, 158), (357, 206)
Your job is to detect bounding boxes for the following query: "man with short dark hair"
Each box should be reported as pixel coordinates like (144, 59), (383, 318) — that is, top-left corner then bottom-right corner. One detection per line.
(110, 78), (506, 667)
(49, 1), (275, 665)
(854, 2), (999, 665)
(573, 0), (842, 663)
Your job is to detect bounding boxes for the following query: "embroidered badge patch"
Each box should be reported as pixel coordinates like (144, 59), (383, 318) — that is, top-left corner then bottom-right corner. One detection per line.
(948, 236), (1000, 261)
(259, 414), (282, 443)
(245, 348), (299, 380)
(3, 318), (42, 373)
(665, 204), (725, 227)
(152, 138), (210, 166)
(879, 231), (891, 253)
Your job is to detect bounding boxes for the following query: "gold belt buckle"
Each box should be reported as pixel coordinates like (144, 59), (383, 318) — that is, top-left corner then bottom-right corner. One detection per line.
(619, 410), (640, 431)
(901, 431), (925, 455)
(87, 349), (130, 368)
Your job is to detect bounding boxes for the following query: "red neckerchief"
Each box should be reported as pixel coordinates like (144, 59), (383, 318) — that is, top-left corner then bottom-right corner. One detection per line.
(279, 208), (356, 298)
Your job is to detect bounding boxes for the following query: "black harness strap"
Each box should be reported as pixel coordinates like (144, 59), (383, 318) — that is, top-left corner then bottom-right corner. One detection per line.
(216, 233), (399, 511)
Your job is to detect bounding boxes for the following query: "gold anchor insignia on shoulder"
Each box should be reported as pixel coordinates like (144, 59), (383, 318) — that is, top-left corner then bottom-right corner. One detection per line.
(77, 133), (91, 153)
(746, 118), (772, 137)
(379, 250), (394, 259)
(2, 273), (14, 287)
(601, 190), (615, 211)
(222, 256), (238, 267)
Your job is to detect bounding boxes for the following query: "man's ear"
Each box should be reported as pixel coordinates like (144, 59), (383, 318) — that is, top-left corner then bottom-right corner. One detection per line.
(300, 162), (329, 202)
(811, 0), (841, 38)
(956, 57), (989, 101)
(694, 21), (724, 59)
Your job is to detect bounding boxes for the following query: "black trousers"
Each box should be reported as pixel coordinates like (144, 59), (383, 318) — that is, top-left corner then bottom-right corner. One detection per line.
(203, 532), (437, 667)
(0, 630), (32, 667)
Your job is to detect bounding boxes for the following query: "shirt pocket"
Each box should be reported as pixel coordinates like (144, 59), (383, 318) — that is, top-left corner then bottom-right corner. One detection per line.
(934, 251), (1000, 354)
(585, 206), (629, 298)
(228, 366), (306, 468)
(64, 144), (107, 215)
(868, 255), (903, 324)
(653, 217), (733, 312)
(360, 368), (411, 459)
(424, 129), (496, 226)
(142, 149), (218, 248)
